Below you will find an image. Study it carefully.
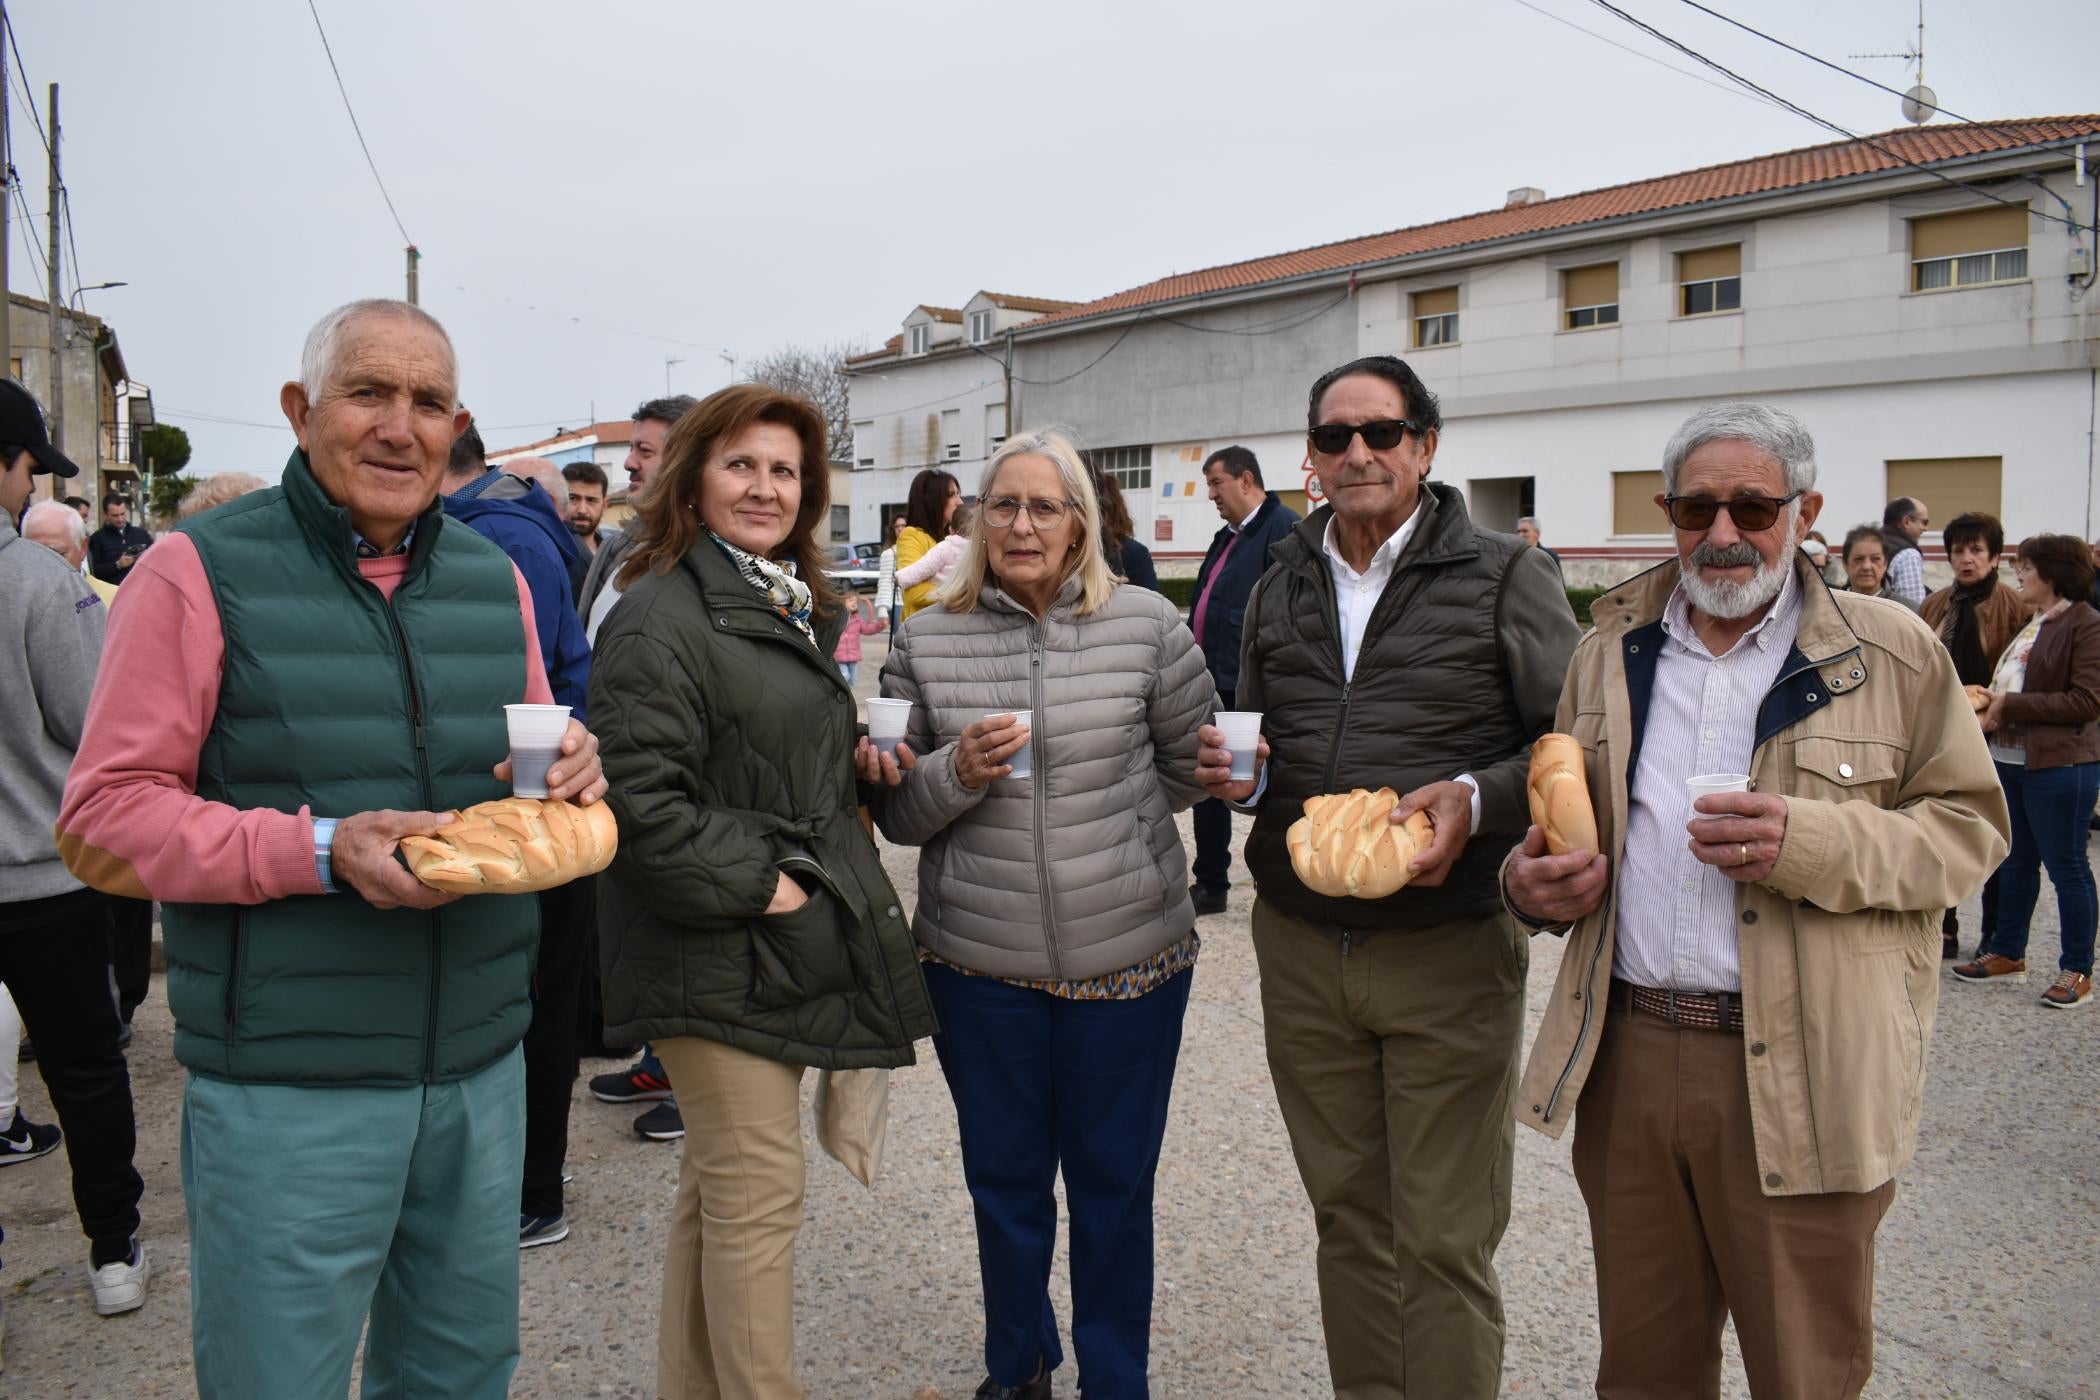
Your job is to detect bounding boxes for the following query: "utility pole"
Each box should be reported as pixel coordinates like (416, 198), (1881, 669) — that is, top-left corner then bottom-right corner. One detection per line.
(45, 83), (61, 472)
(1, 0), (12, 382)
(405, 244), (420, 305)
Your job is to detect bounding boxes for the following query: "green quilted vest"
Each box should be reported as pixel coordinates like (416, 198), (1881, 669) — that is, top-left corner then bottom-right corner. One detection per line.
(160, 452), (539, 1085)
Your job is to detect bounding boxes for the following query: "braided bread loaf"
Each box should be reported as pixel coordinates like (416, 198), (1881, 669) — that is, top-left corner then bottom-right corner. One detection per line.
(1285, 787), (1437, 899)
(401, 797), (619, 895)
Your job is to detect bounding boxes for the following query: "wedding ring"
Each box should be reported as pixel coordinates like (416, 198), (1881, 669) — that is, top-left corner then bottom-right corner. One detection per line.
(1739, 843), (1749, 866)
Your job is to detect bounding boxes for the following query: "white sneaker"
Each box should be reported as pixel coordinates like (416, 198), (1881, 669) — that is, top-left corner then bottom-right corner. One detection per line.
(88, 1240), (149, 1316)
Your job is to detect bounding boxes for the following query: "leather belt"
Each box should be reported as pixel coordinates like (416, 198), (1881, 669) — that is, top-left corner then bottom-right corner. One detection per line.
(1609, 978), (1745, 1034)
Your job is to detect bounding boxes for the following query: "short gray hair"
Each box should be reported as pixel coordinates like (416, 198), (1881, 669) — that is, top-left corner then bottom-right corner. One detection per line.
(177, 472), (270, 521)
(504, 456), (568, 513)
(632, 395), (698, 426)
(22, 498), (84, 547)
(1661, 402), (1817, 495)
(300, 299), (458, 400)
(1517, 516), (1541, 531)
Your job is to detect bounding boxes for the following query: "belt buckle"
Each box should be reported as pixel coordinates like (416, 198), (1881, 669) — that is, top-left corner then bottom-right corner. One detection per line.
(1663, 988), (1681, 1027)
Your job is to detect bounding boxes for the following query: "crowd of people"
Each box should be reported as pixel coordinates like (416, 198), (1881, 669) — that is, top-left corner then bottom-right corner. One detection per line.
(0, 295), (2084, 1399)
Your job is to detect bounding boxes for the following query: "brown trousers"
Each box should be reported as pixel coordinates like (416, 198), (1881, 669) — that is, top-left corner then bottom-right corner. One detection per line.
(653, 1035), (809, 1400)
(1251, 898), (1528, 1400)
(1571, 1006), (1896, 1400)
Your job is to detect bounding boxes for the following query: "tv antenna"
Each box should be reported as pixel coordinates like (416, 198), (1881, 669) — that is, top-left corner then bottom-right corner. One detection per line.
(1850, 0), (1939, 125)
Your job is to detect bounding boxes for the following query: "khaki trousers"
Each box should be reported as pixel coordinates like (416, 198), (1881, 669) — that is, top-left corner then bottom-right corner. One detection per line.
(653, 1036), (809, 1400)
(1571, 1006), (1896, 1400)
(1250, 898), (1527, 1400)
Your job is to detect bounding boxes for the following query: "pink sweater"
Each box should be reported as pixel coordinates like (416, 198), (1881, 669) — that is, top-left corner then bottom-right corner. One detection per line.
(832, 612), (886, 664)
(56, 532), (552, 905)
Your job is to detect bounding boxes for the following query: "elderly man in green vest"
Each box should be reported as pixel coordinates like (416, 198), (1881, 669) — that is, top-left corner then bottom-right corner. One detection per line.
(58, 298), (608, 1398)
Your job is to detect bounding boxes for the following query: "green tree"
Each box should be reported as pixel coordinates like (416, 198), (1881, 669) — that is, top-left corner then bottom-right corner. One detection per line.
(148, 473), (198, 522)
(139, 423), (193, 476)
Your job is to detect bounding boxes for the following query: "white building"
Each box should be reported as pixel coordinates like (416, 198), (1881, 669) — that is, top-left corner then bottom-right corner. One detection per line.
(843, 292), (1077, 544)
(999, 116), (2100, 580)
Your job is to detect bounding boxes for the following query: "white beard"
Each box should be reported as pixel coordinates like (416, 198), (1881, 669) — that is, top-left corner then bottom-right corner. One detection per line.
(1678, 505), (1797, 619)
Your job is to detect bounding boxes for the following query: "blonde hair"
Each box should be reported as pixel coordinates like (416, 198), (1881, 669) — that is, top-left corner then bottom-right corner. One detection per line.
(937, 426), (1117, 617)
(176, 472), (270, 521)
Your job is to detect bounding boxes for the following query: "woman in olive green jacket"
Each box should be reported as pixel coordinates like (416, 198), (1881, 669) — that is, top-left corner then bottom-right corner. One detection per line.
(590, 383), (935, 1400)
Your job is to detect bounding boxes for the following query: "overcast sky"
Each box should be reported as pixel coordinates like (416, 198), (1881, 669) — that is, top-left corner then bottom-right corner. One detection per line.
(14, 0), (2094, 479)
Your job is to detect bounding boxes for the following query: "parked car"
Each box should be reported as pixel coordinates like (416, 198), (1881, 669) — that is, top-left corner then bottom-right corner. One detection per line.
(827, 542), (881, 592)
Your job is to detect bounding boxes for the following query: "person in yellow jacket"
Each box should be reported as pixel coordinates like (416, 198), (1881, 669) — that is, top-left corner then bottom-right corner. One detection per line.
(895, 468), (959, 620)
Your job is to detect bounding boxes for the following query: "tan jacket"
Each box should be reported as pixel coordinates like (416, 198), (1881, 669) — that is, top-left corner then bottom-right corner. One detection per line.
(1512, 555), (2010, 1196)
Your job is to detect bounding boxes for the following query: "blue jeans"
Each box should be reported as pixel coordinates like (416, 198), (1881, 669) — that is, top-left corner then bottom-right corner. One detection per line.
(925, 961), (1193, 1400)
(1987, 759), (2100, 974)
(838, 660), (859, 686)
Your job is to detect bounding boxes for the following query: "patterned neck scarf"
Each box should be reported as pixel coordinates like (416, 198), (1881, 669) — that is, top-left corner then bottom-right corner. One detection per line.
(708, 531), (815, 645)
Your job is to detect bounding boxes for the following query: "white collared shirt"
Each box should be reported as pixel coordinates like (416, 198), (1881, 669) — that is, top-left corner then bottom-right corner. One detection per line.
(1322, 509), (1421, 682)
(1612, 566), (1802, 992)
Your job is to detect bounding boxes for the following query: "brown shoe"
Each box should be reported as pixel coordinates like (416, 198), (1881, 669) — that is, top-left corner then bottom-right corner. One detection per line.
(1952, 953), (2027, 982)
(2041, 970), (2093, 1008)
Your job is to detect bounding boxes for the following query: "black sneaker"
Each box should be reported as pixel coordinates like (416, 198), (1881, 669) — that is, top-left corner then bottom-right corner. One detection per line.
(519, 1213), (570, 1249)
(589, 1059), (674, 1104)
(973, 1369), (1051, 1400)
(1190, 884), (1229, 916)
(634, 1099), (685, 1141)
(0, 1109), (60, 1166)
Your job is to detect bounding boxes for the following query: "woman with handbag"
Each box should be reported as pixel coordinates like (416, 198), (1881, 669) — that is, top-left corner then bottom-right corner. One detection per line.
(590, 383), (936, 1398)
(876, 427), (1216, 1400)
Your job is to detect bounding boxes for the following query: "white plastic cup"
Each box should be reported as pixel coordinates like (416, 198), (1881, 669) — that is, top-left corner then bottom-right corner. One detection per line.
(865, 698), (913, 758)
(1685, 772), (1751, 811)
(1215, 710), (1264, 782)
(504, 704), (573, 798)
(979, 709), (1033, 780)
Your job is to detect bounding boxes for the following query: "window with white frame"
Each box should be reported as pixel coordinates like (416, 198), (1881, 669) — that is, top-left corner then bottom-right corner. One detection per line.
(968, 308), (994, 343)
(1413, 287), (1458, 347)
(907, 324), (929, 355)
(1910, 206), (2030, 292)
(1092, 444), (1152, 490)
(1562, 262), (1620, 330)
(1677, 245), (1741, 316)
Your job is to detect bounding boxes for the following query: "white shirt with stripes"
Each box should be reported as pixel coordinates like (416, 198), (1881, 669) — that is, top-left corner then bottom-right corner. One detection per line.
(1611, 566), (1802, 993)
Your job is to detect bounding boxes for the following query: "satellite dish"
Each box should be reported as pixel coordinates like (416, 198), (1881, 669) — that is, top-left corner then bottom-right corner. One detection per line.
(1901, 84), (1940, 124)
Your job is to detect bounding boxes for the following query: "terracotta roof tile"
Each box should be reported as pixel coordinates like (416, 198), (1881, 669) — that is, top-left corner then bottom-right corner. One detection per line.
(845, 334), (905, 366)
(915, 305), (964, 323)
(978, 292), (1081, 313)
(487, 419), (636, 458)
(1024, 117), (2100, 330)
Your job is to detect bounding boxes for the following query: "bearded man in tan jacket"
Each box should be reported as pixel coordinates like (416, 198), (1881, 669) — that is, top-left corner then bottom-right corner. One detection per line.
(1504, 402), (2008, 1400)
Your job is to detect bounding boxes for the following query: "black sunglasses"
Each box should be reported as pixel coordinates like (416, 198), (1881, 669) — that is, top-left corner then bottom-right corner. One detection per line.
(1308, 419), (1420, 455)
(1663, 491), (1803, 532)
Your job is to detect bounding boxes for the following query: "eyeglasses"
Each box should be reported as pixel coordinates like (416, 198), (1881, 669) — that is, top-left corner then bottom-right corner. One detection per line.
(982, 496), (1075, 530)
(1308, 419), (1421, 455)
(1662, 491), (1803, 532)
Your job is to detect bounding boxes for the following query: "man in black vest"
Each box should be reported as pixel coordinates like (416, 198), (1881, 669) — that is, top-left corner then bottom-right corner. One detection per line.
(1195, 355), (1578, 1398)
(85, 497), (152, 586)
(1186, 446), (1297, 914)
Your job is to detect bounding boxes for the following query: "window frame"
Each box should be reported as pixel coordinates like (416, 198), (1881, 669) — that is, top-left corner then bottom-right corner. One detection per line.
(1910, 246), (2028, 293)
(906, 324), (929, 355)
(1414, 311), (1459, 347)
(1678, 275), (1742, 318)
(1092, 443), (1153, 491)
(1563, 302), (1621, 331)
(967, 308), (994, 343)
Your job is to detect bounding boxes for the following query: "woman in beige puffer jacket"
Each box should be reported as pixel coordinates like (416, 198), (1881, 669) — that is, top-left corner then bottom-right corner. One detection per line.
(874, 427), (1215, 1400)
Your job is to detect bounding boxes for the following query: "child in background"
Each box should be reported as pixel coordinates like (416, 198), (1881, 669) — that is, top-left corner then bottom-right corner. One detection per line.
(894, 502), (974, 598)
(833, 592), (887, 686)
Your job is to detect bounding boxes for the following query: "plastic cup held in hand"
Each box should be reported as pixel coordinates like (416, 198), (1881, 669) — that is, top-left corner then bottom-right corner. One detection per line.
(505, 703), (573, 798)
(979, 709), (1033, 780)
(1215, 710), (1264, 782)
(1685, 772), (1751, 810)
(865, 698), (913, 758)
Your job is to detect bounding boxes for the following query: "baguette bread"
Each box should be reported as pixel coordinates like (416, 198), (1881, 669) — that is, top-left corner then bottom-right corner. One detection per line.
(401, 797), (619, 895)
(1528, 734), (1601, 856)
(1964, 684), (1992, 715)
(1285, 787), (1438, 900)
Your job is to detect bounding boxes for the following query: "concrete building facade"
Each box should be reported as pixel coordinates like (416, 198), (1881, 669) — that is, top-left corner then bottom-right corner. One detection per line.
(935, 118), (2098, 579)
(9, 293), (136, 510)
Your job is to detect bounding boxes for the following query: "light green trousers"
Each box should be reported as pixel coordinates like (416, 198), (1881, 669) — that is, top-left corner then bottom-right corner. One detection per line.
(181, 1047), (525, 1399)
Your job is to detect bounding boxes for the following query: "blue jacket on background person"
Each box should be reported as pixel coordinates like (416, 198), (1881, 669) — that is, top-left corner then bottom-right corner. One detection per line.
(1189, 491), (1299, 694)
(443, 471), (592, 718)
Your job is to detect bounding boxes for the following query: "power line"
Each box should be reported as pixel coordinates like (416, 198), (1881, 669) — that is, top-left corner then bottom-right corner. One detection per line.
(3, 13), (46, 157)
(1509, 0), (1787, 111)
(1584, 0), (2089, 235)
(303, 0), (412, 246)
